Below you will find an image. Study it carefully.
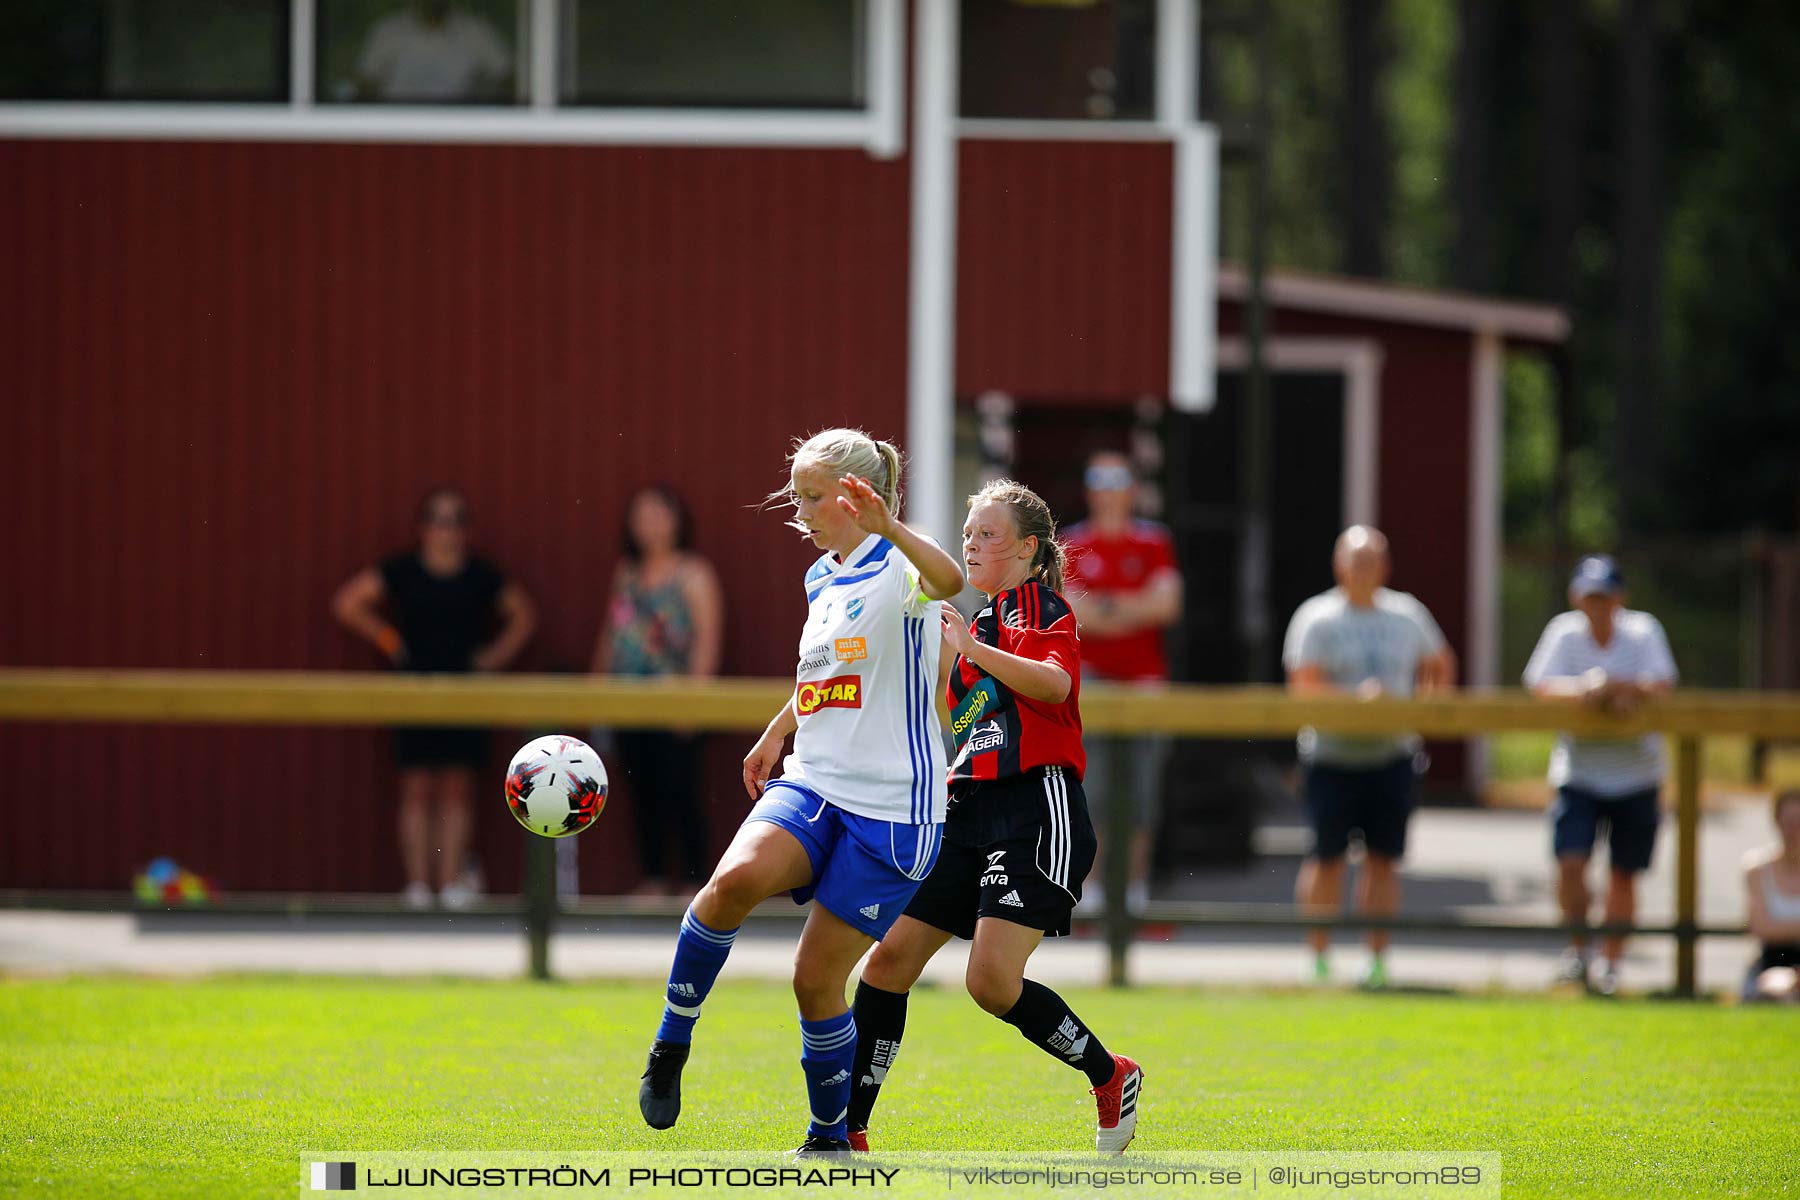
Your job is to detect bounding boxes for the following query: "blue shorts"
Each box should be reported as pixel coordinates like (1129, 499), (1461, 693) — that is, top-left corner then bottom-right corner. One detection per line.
(1304, 756), (1417, 861)
(746, 780), (942, 939)
(1552, 785), (1660, 874)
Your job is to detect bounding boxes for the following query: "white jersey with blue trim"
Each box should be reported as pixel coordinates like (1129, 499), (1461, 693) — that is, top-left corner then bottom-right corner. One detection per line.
(779, 532), (947, 825)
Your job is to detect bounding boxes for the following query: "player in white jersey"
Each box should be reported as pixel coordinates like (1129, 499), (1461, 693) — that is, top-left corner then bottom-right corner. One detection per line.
(637, 429), (964, 1155)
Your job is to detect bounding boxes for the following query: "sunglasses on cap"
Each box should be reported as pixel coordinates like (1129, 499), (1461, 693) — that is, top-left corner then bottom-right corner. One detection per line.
(1085, 465), (1136, 491)
(1568, 554), (1622, 597)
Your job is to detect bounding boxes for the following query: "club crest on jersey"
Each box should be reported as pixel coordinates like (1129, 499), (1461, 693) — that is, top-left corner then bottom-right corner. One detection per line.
(796, 675), (862, 715)
(835, 637), (868, 662)
(846, 597), (866, 621)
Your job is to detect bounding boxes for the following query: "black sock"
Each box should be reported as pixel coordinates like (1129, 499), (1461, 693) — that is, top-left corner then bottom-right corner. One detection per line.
(848, 980), (909, 1132)
(999, 978), (1116, 1087)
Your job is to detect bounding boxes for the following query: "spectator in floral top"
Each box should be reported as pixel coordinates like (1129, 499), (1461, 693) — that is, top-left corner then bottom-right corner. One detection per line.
(592, 485), (725, 896)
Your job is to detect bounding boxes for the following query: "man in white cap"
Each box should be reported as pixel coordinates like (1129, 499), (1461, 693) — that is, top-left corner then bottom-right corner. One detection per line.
(1523, 554), (1678, 996)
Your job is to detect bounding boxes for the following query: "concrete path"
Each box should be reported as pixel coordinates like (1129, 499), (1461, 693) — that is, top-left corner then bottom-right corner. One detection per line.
(1, 802), (1778, 998)
(0, 910), (1763, 996)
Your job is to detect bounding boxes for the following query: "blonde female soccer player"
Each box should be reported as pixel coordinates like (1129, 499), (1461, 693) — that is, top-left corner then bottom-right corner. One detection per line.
(637, 429), (964, 1155)
(845, 481), (1143, 1154)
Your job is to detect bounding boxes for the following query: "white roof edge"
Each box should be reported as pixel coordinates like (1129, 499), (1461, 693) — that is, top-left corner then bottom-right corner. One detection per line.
(1216, 263), (1569, 344)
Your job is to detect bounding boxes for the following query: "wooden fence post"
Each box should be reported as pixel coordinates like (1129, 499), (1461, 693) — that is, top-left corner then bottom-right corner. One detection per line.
(1674, 735), (1700, 997)
(1105, 739), (1135, 987)
(524, 830), (556, 982)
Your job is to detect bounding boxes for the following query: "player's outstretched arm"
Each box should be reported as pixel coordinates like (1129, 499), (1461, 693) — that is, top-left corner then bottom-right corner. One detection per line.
(837, 474), (966, 600)
(888, 520), (966, 601)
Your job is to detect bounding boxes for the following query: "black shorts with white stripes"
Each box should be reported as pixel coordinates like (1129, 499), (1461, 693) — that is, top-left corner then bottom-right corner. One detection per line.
(901, 765), (1096, 941)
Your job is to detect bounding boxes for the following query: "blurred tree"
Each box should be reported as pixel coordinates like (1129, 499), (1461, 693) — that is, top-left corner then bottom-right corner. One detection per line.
(1384, 0), (1453, 285)
(1210, 0), (1799, 540)
(1340, 0), (1390, 276)
(1658, 0), (1800, 535)
(1450, 0), (1497, 291)
(1614, 0), (1663, 536)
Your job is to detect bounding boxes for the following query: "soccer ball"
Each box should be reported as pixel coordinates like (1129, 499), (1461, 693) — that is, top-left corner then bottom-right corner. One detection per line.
(504, 735), (608, 838)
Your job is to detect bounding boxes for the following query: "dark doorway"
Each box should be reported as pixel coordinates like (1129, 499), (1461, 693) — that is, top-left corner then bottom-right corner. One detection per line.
(1167, 370), (1346, 684)
(996, 379), (1350, 866)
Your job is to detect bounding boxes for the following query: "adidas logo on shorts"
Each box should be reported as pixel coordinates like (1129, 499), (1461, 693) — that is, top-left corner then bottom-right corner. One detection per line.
(860, 903), (881, 920)
(998, 890), (1024, 908)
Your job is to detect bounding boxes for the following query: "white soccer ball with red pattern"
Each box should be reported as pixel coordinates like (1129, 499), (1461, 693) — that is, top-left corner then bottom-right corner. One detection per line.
(504, 735), (608, 838)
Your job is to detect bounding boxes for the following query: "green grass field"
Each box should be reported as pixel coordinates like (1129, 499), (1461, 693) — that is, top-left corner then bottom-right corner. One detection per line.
(2, 976), (1795, 1199)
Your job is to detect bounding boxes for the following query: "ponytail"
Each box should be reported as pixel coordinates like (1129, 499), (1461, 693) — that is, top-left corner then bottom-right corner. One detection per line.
(873, 440), (904, 513)
(773, 428), (906, 516)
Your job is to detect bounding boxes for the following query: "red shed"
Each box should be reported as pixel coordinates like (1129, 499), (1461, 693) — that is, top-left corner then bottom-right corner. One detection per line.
(0, 1), (1564, 891)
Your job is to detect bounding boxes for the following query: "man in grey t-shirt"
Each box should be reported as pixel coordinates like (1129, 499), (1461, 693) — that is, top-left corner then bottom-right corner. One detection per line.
(1524, 554), (1677, 996)
(1283, 527), (1455, 988)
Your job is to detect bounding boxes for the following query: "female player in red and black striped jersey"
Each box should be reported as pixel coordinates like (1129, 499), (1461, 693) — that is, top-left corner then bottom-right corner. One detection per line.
(845, 480), (1143, 1154)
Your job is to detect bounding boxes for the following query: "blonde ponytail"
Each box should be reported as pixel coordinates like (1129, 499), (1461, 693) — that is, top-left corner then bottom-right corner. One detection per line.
(873, 440), (904, 513)
(772, 428), (905, 515)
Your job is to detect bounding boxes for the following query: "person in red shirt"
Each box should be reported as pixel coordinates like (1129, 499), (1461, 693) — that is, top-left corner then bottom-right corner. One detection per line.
(843, 480), (1143, 1155)
(1062, 451), (1182, 914)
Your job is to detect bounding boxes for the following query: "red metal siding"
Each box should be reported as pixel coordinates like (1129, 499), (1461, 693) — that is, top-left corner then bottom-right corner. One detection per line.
(0, 138), (909, 892)
(956, 139), (1172, 398)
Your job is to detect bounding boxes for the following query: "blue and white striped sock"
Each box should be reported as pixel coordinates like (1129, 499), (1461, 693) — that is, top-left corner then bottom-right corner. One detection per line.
(799, 1011), (857, 1142)
(654, 907), (738, 1045)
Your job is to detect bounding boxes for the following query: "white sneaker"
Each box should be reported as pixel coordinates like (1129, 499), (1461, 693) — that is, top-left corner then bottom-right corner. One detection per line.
(1091, 1053), (1143, 1153)
(439, 878), (477, 911)
(401, 882), (434, 911)
(1554, 947), (1588, 988)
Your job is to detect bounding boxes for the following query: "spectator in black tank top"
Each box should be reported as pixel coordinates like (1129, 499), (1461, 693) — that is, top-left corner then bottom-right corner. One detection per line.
(332, 487), (536, 910)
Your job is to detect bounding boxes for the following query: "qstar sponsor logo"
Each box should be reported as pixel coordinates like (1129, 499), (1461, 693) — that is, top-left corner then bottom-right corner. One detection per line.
(796, 675), (862, 715)
(835, 637), (868, 662)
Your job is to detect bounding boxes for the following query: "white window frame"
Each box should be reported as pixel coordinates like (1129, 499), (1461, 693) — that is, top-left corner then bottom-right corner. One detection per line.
(953, 0), (1217, 412)
(0, 0), (905, 159)
(1212, 337), (1385, 532)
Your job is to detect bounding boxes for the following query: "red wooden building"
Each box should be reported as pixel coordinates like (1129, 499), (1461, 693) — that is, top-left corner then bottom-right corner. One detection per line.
(0, 1), (1564, 893)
